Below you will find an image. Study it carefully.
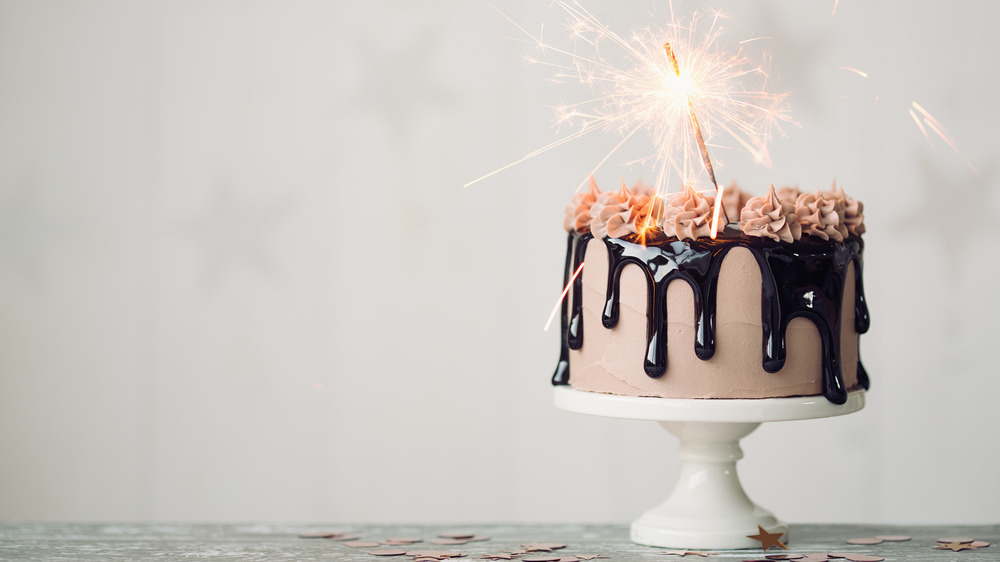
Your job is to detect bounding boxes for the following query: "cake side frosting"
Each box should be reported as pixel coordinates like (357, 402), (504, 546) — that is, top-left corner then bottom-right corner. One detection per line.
(553, 180), (870, 405)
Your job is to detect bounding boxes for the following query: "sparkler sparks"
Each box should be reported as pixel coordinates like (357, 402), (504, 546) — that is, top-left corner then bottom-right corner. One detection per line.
(544, 262), (585, 332)
(466, 1), (792, 197)
(910, 101), (978, 174)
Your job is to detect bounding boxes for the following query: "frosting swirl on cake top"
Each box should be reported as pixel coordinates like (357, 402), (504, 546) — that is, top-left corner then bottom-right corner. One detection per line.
(662, 184), (722, 241)
(795, 190), (850, 242)
(589, 180), (662, 240)
(740, 184), (802, 243)
(563, 177), (602, 233)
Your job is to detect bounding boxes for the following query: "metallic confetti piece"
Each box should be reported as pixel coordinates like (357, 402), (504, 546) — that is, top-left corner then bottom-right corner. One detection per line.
(467, 536), (492, 542)
(845, 538), (882, 545)
(384, 537), (422, 545)
(575, 556), (608, 561)
(873, 535), (909, 542)
(970, 540), (990, 548)
(481, 555), (513, 561)
(407, 550), (467, 559)
(935, 542), (975, 552)
(343, 541), (381, 548)
(522, 557), (561, 562)
(330, 535), (361, 542)
(432, 539), (470, 545)
(842, 556), (884, 562)
(438, 532), (477, 540)
(747, 526), (788, 551)
(298, 531), (340, 539)
(522, 543), (568, 552)
(766, 555), (803, 560)
(936, 537), (975, 544)
(368, 549), (407, 556)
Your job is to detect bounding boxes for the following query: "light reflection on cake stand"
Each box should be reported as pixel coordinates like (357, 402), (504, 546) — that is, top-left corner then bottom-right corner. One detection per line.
(554, 386), (865, 550)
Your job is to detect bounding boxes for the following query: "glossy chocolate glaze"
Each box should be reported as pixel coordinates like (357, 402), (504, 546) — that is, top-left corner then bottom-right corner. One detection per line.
(552, 228), (869, 405)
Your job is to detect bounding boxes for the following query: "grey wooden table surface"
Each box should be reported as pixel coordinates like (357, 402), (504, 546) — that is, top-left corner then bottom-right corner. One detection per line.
(0, 524), (995, 561)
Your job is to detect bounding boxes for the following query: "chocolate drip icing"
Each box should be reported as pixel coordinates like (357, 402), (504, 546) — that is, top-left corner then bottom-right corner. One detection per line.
(553, 233), (870, 404)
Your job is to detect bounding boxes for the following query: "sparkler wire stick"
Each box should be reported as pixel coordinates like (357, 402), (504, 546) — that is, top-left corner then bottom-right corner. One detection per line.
(664, 42), (729, 231)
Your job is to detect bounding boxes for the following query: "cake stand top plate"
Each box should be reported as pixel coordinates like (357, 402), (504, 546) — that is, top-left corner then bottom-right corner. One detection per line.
(554, 386), (865, 423)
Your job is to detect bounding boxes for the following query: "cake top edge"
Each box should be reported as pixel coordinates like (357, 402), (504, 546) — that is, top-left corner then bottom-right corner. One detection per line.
(564, 180), (865, 244)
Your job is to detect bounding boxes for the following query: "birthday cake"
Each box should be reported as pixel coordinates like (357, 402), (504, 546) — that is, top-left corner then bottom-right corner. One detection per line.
(552, 181), (869, 405)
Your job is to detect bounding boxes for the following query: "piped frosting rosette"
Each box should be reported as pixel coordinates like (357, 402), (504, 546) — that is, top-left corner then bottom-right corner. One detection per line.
(563, 177), (602, 233)
(590, 181), (663, 240)
(822, 185), (865, 236)
(739, 184), (801, 243)
(661, 185), (722, 240)
(794, 190), (850, 242)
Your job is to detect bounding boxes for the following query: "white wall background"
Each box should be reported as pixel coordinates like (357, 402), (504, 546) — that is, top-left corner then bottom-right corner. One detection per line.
(0, 0), (998, 525)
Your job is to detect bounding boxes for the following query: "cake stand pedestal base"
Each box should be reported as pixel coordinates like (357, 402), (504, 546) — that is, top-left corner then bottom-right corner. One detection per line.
(554, 386), (865, 549)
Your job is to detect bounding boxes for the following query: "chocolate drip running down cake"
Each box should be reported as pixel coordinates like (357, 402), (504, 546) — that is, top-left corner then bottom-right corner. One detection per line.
(553, 181), (869, 405)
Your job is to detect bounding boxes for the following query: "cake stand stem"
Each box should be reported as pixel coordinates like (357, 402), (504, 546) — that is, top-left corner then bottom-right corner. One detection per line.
(630, 420), (787, 549)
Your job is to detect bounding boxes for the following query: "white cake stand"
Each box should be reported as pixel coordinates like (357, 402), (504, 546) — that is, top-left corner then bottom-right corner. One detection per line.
(554, 386), (865, 549)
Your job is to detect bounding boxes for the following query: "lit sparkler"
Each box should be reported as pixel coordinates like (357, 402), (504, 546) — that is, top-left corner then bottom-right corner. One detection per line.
(910, 101), (978, 174)
(466, 1), (792, 199)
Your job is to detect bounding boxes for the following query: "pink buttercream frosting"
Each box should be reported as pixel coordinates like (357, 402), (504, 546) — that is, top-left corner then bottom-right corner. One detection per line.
(794, 191), (849, 242)
(776, 186), (801, 206)
(563, 178), (602, 233)
(662, 185), (722, 240)
(823, 185), (865, 236)
(590, 181), (663, 240)
(740, 184), (802, 243)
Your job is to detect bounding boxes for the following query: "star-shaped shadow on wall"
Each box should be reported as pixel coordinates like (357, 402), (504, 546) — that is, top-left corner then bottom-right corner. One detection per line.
(750, 3), (832, 112)
(352, 26), (457, 145)
(185, 184), (294, 293)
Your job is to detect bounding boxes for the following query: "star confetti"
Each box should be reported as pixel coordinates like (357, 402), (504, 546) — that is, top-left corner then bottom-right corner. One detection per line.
(747, 526), (788, 551)
(660, 551), (711, 557)
(935, 542), (975, 552)
(521, 543), (568, 552)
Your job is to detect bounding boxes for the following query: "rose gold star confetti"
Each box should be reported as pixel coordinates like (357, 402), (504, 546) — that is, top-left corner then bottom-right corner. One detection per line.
(873, 535), (910, 542)
(522, 543), (568, 552)
(575, 556), (608, 560)
(368, 549), (408, 556)
(661, 551), (710, 557)
(766, 555), (803, 560)
(522, 557), (561, 562)
(439, 532), (477, 540)
(407, 551), (467, 559)
(329, 535), (361, 542)
(343, 541), (381, 548)
(432, 539), (470, 545)
(297, 531), (342, 539)
(467, 536), (492, 542)
(558, 557), (581, 562)
(970, 540), (990, 548)
(845, 538), (882, 545)
(935, 542), (975, 552)
(937, 537), (975, 544)
(842, 556), (884, 562)
(481, 555), (513, 561)
(797, 555), (830, 562)
(384, 537), (422, 545)
(827, 554), (853, 559)
(747, 526), (788, 551)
